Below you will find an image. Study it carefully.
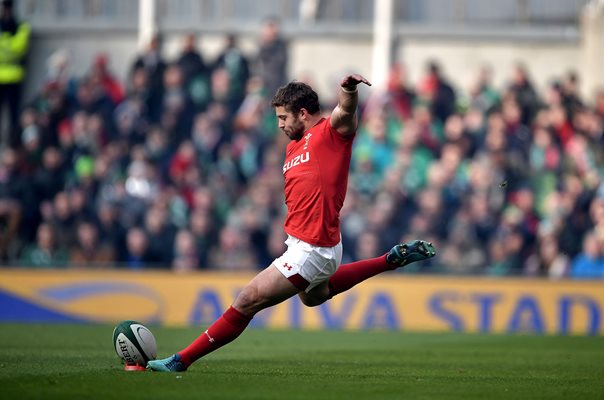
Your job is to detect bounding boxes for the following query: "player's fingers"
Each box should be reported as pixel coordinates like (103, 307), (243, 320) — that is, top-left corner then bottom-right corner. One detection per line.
(351, 74), (371, 86)
(358, 76), (372, 86)
(342, 74), (372, 87)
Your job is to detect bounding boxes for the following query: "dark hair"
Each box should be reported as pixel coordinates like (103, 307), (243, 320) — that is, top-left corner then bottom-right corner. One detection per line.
(271, 81), (320, 115)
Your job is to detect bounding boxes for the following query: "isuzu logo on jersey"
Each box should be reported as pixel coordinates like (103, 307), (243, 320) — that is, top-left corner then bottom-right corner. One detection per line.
(283, 152), (310, 174)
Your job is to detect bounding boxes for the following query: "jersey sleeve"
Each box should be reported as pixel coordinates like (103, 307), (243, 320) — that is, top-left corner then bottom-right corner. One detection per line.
(325, 117), (355, 149)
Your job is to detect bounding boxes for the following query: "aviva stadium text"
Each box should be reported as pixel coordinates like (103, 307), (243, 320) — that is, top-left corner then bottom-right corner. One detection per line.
(0, 270), (602, 335)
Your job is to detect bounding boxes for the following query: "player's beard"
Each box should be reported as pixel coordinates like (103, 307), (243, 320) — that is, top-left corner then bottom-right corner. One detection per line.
(285, 118), (305, 141)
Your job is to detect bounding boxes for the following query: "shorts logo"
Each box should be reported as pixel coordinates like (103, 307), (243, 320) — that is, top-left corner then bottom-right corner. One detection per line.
(283, 263), (293, 271)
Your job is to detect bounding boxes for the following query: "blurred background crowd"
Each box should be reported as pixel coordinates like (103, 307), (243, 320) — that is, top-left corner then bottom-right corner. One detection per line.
(0, 8), (603, 278)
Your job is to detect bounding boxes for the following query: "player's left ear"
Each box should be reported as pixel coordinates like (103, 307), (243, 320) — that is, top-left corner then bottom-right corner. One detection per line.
(299, 108), (309, 120)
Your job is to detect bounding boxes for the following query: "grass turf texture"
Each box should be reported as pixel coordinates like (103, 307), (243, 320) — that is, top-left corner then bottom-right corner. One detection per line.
(0, 324), (602, 400)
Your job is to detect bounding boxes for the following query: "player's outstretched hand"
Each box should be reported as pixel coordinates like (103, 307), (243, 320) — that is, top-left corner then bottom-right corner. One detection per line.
(340, 74), (372, 89)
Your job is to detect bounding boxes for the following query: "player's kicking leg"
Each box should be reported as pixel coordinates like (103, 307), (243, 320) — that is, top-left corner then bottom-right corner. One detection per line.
(147, 265), (299, 372)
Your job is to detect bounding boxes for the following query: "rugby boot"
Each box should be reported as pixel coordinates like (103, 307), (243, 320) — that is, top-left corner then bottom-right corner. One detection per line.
(386, 240), (436, 267)
(147, 354), (187, 372)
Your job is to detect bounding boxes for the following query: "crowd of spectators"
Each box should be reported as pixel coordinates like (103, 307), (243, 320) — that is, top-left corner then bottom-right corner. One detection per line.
(1, 24), (603, 279)
(347, 63), (604, 279)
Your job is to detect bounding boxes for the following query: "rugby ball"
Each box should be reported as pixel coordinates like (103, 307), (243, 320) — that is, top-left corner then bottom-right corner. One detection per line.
(112, 320), (157, 366)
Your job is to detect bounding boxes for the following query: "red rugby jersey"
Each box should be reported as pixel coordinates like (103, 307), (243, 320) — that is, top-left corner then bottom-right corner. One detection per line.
(282, 117), (354, 247)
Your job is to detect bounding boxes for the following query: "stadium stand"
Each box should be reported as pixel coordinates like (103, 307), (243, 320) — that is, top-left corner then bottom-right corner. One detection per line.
(0, 0), (602, 279)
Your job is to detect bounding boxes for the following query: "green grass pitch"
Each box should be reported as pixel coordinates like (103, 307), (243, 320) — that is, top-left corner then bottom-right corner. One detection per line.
(0, 324), (603, 400)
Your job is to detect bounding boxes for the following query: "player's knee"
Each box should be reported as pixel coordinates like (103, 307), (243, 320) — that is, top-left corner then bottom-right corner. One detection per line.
(299, 283), (330, 307)
(299, 294), (326, 307)
(233, 285), (263, 314)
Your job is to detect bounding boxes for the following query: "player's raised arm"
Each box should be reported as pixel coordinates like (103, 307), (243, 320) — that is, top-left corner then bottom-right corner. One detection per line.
(330, 74), (371, 137)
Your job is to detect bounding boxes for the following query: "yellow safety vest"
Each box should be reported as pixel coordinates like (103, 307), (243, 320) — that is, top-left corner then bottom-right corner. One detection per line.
(0, 21), (30, 84)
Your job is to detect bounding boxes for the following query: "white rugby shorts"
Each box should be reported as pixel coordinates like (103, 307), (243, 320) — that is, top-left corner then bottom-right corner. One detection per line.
(273, 235), (343, 292)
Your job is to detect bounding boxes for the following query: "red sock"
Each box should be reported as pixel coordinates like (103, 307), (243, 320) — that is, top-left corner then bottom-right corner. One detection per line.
(328, 254), (394, 298)
(178, 306), (252, 366)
